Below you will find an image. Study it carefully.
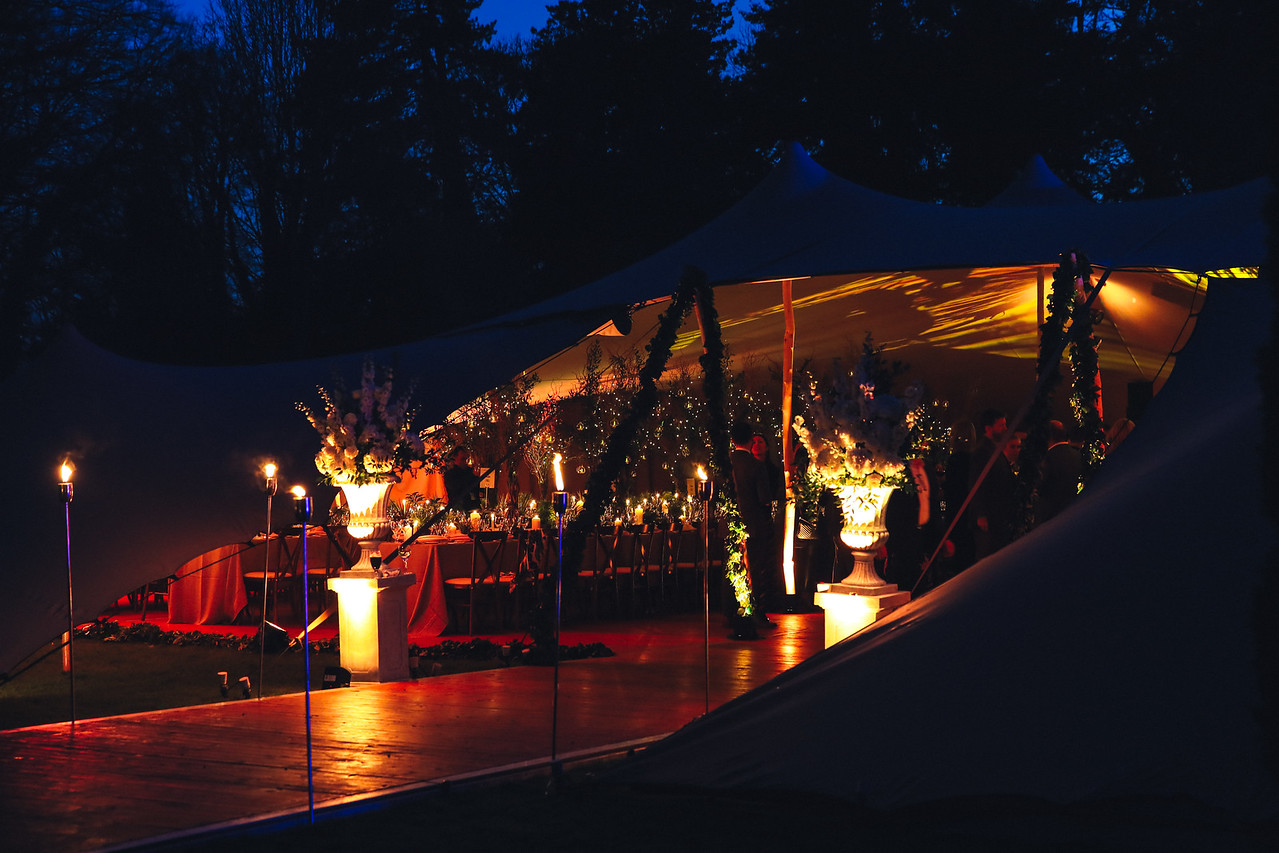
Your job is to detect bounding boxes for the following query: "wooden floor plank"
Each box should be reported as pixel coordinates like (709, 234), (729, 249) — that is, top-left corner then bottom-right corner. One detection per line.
(0, 611), (824, 851)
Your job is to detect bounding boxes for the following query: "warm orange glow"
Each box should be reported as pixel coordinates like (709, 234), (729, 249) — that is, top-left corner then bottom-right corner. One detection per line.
(291, 485), (306, 498)
(59, 460), (74, 483)
(263, 461), (277, 479)
(552, 453), (565, 491)
(696, 465), (708, 482)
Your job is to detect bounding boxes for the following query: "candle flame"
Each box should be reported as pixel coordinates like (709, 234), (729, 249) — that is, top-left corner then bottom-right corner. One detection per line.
(59, 460), (74, 483)
(696, 465), (707, 481)
(553, 453), (564, 491)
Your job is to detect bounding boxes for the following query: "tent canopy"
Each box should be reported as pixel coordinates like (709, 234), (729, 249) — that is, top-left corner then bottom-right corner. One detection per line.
(2, 144), (1268, 675)
(506, 145), (1263, 419)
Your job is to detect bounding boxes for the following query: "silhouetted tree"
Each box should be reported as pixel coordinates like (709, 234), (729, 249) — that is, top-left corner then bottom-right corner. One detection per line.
(508, 0), (751, 297)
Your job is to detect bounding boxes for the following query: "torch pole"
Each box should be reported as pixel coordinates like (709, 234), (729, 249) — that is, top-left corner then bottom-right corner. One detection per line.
(61, 474), (75, 728)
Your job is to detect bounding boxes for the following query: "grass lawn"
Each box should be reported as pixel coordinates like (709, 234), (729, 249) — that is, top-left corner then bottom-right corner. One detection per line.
(0, 635), (505, 730)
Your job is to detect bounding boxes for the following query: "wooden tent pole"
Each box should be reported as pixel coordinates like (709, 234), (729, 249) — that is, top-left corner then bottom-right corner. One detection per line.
(781, 280), (797, 597)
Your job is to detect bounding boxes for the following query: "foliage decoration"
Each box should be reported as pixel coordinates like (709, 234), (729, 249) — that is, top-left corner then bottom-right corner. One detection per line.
(297, 361), (426, 485)
(692, 274), (754, 617)
(561, 268), (702, 581)
(1066, 256), (1106, 481)
(1014, 250), (1106, 535)
(793, 334), (923, 493)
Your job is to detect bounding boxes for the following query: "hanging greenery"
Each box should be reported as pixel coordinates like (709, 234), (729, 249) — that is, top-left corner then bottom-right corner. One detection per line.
(693, 275), (754, 618)
(1014, 250), (1107, 535)
(561, 269), (702, 576)
(1066, 254), (1106, 482)
(1013, 252), (1078, 534)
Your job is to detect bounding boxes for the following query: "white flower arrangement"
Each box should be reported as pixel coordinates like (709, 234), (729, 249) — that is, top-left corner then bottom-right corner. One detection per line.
(297, 361), (427, 485)
(793, 342), (923, 492)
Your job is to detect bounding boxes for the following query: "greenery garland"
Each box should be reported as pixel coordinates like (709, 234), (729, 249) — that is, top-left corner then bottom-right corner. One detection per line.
(1014, 252), (1080, 534)
(693, 276), (754, 617)
(1014, 251), (1106, 535)
(1066, 254), (1106, 481)
(560, 267), (702, 577)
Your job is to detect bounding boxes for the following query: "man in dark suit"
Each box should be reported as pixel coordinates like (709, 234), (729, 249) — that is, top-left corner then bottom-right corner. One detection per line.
(731, 421), (779, 624)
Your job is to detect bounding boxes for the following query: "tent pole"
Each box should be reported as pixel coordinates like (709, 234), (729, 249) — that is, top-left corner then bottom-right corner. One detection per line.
(781, 280), (797, 597)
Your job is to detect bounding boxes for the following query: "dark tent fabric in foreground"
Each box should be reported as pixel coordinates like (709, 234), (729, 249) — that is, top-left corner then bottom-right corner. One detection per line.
(606, 277), (1279, 822)
(0, 316), (593, 676)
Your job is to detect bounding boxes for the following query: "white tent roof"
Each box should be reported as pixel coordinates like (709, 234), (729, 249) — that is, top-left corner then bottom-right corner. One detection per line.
(606, 276), (1279, 821)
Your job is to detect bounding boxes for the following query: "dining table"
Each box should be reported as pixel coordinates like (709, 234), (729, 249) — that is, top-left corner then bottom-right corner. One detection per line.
(378, 533), (522, 637)
(167, 528), (340, 625)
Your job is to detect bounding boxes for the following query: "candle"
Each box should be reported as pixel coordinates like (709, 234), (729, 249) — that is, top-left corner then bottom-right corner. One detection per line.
(634, 507), (644, 524)
(531, 516), (541, 530)
(470, 510), (481, 529)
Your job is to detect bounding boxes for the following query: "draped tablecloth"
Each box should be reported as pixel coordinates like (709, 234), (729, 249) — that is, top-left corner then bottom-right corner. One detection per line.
(380, 535), (476, 637)
(168, 530), (338, 625)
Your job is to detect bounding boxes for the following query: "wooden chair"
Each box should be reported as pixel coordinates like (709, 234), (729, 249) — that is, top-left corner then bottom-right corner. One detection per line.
(243, 533), (301, 623)
(444, 531), (509, 635)
(300, 528), (345, 620)
(578, 526), (630, 621)
(510, 528), (550, 630)
(136, 575), (175, 622)
(628, 523), (663, 614)
(667, 522), (705, 609)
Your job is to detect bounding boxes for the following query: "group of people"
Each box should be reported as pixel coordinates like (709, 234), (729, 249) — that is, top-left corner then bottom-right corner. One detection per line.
(439, 406), (1134, 636)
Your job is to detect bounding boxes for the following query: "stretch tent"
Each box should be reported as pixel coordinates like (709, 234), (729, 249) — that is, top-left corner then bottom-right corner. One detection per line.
(604, 274), (1279, 824)
(2, 144), (1268, 676)
(492, 144), (1265, 420)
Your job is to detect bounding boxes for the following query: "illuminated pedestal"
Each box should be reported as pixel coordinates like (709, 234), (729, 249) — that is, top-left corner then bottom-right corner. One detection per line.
(327, 572), (416, 682)
(813, 582), (910, 649)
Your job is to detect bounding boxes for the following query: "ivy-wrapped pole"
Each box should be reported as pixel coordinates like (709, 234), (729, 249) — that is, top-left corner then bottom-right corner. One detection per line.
(914, 250), (1112, 593)
(561, 269), (702, 583)
(691, 275), (755, 625)
(1066, 255), (1106, 483)
(1012, 253), (1078, 535)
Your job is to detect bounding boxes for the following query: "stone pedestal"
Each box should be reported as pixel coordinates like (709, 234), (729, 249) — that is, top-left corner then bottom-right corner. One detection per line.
(814, 581), (910, 648)
(327, 572), (416, 682)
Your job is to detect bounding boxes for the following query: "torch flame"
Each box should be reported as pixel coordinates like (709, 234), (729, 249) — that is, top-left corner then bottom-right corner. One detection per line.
(291, 485), (307, 498)
(553, 453), (564, 491)
(60, 460), (74, 483)
(263, 461), (277, 479)
(696, 465), (707, 482)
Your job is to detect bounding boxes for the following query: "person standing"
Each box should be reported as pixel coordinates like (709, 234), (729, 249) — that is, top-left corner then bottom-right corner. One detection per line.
(731, 421), (778, 630)
(968, 408), (1016, 560)
(443, 447), (481, 512)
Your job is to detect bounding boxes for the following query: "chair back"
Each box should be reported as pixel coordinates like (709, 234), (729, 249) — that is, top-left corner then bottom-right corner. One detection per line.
(470, 530), (509, 584)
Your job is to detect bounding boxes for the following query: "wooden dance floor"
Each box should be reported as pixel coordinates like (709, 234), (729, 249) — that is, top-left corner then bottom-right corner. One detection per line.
(0, 611), (824, 852)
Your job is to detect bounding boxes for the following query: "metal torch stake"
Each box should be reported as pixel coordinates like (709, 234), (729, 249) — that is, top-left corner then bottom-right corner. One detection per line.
(259, 475), (276, 701)
(295, 493), (315, 824)
(697, 480), (714, 715)
(61, 479), (75, 728)
(550, 491), (568, 769)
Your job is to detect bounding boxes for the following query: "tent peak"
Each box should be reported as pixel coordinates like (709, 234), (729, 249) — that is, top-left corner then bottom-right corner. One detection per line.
(985, 154), (1089, 207)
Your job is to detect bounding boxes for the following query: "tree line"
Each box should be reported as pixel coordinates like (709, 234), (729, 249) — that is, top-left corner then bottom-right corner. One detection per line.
(2, 0), (1269, 375)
